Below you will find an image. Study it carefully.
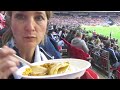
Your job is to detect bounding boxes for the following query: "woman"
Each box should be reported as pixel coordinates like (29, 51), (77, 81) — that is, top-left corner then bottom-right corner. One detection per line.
(0, 11), (52, 79)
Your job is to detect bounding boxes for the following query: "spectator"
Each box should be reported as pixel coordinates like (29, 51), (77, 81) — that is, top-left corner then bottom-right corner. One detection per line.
(103, 40), (120, 68)
(71, 32), (89, 53)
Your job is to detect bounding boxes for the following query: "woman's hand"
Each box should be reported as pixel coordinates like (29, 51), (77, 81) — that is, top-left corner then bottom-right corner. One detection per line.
(0, 46), (20, 79)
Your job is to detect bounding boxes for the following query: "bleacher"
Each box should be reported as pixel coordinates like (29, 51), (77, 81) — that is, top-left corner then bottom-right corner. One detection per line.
(52, 11), (120, 26)
(49, 11), (120, 79)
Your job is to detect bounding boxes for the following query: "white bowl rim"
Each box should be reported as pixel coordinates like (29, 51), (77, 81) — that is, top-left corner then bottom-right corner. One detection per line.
(16, 58), (91, 79)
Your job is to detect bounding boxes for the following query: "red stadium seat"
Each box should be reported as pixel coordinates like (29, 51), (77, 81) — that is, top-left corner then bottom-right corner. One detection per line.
(62, 38), (90, 61)
(115, 67), (120, 79)
(70, 45), (90, 60)
(58, 46), (62, 51)
(61, 38), (73, 56)
(81, 68), (99, 79)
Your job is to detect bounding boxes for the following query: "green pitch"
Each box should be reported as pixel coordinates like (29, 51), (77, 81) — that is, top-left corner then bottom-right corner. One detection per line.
(81, 25), (120, 47)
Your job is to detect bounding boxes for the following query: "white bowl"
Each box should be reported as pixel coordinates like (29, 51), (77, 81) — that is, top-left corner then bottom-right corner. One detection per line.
(15, 58), (91, 79)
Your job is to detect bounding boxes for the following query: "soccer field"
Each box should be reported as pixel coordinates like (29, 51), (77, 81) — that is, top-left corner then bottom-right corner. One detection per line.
(81, 25), (120, 47)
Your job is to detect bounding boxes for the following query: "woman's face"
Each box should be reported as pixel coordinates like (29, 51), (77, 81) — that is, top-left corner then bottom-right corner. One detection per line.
(10, 11), (48, 48)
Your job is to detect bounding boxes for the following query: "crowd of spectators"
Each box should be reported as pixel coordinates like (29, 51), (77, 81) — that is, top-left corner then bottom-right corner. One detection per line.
(49, 14), (116, 27)
(0, 11), (6, 30)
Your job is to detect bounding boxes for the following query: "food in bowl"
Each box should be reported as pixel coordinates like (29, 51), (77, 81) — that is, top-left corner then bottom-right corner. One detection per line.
(22, 62), (72, 76)
(16, 59), (91, 79)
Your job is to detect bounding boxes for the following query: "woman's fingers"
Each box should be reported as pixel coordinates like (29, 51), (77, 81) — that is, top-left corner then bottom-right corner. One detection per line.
(0, 67), (18, 79)
(0, 46), (19, 79)
(0, 59), (19, 72)
(0, 46), (16, 57)
(0, 59), (19, 79)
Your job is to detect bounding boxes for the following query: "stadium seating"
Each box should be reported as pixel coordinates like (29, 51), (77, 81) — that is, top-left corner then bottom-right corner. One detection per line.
(90, 48), (119, 79)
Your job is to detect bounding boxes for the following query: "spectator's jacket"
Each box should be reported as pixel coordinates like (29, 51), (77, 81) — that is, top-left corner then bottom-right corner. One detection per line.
(104, 47), (118, 66)
(114, 50), (120, 62)
(39, 36), (62, 59)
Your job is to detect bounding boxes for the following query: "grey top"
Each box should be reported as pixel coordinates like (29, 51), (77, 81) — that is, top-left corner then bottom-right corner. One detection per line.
(71, 38), (89, 53)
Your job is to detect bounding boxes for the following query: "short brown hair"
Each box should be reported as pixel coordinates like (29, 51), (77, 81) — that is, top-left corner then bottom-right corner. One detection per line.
(76, 32), (82, 37)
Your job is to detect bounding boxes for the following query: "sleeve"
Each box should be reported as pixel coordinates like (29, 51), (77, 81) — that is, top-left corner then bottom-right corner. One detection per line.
(82, 40), (89, 53)
(110, 49), (118, 62)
